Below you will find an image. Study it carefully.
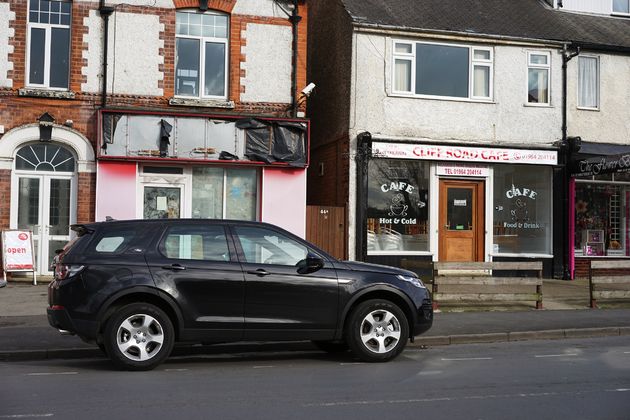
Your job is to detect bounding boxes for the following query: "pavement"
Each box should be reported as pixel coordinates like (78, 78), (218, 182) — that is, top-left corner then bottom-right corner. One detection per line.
(1, 277), (629, 362)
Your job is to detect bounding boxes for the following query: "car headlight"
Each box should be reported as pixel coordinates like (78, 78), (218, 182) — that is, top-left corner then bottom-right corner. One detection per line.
(397, 274), (426, 288)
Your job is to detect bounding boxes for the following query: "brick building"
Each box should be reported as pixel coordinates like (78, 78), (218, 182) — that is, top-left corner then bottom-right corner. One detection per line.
(0, 0), (309, 276)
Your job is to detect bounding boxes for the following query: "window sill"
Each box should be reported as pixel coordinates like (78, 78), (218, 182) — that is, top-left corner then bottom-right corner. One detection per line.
(523, 103), (553, 108)
(19, 88), (75, 99)
(388, 92), (495, 104)
(169, 97), (235, 109)
(489, 253), (553, 258)
(576, 106), (600, 112)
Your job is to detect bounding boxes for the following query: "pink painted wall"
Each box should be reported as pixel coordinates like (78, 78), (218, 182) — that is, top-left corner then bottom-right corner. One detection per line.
(260, 168), (307, 238)
(96, 161), (137, 221)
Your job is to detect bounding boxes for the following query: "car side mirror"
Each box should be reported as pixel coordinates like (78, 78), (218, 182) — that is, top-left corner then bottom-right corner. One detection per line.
(297, 254), (325, 274)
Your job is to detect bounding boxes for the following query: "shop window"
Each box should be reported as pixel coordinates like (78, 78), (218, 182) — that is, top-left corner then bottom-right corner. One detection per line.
(175, 10), (228, 99)
(575, 183), (629, 257)
(493, 165), (552, 254)
(192, 167), (257, 220)
(27, 0), (71, 89)
(392, 40), (493, 101)
(367, 159), (430, 254)
(613, 0), (630, 14)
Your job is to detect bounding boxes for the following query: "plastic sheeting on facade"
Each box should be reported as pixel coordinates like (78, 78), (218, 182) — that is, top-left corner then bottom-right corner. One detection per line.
(236, 118), (306, 166)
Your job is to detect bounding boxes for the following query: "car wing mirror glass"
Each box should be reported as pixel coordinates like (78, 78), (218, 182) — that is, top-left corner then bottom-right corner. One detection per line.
(297, 253), (324, 274)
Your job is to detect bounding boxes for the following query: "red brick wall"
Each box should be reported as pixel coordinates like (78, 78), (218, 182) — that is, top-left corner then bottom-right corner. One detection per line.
(0, 170), (11, 230)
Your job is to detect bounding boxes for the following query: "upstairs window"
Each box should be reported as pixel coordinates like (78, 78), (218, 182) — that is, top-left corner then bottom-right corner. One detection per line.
(613, 0), (630, 14)
(578, 56), (599, 109)
(392, 41), (493, 101)
(27, 0), (71, 89)
(175, 10), (229, 99)
(527, 51), (550, 105)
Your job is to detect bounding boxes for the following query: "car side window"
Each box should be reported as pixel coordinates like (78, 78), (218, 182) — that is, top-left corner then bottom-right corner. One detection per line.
(235, 226), (308, 266)
(160, 225), (230, 262)
(90, 228), (139, 254)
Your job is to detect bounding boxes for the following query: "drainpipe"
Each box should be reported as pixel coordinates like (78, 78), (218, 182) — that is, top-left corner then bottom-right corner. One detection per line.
(355, 132), (372, 262)
(560, 43), (580, 279)
(99, 1), (114, 108)
(290, 0), (301, 117)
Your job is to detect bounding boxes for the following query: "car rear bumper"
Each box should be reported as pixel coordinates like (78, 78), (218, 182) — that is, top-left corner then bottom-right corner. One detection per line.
(47, 306), (98, 340)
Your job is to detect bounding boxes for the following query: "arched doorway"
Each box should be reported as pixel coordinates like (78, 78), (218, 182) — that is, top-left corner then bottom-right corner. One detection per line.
(10, 143), (77, 275)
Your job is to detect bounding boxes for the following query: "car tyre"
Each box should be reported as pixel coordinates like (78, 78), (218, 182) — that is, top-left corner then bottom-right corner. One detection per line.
(312, 340), (349, 353)
(104, 303), (174, 371)
(345, 299), (409, 362)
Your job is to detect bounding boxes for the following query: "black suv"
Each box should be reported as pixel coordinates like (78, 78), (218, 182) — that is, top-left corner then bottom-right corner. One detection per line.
(48, 219), (433, 370)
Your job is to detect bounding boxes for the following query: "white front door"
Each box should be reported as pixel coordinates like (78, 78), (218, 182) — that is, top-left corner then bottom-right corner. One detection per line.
(11, 143), (77, 276)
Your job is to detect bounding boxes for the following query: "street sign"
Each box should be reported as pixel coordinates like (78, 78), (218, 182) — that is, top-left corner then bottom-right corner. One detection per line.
(1, 230), (37, 286)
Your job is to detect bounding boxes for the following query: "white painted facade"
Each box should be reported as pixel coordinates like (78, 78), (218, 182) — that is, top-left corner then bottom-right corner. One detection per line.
(240, 23), (292, 103)
(82, 11), (164, 96)
(567, 53), (630, 143)
(0, 3), (14, 88)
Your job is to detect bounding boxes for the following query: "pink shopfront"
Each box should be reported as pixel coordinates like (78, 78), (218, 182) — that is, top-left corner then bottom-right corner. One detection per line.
(95, 110), (309, 236)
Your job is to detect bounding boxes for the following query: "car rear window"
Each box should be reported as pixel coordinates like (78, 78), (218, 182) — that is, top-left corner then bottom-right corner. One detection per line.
(87, 225), (152, 254)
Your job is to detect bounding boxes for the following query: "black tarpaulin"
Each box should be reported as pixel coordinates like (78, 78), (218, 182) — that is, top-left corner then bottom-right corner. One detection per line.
(159, 119), (173, 157)
(236, 118), (306, 165)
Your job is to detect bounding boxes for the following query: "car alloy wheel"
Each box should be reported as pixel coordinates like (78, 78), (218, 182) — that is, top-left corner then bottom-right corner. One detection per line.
(360, 309), (401, 353)
(104, 303), (174, 371)
(346, 299), (409, 362)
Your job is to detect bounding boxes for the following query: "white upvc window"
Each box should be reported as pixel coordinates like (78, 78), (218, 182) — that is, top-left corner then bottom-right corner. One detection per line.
(613, 0), (630, 14)
(175, 10), (229, 100)
(527, 51), (551, 105)
(26, 0), (72, 89)
(392, 40), (493, 101)
(577, 55), (599, 110)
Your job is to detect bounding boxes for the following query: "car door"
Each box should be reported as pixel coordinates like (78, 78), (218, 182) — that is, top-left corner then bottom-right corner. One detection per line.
(145, 222), (244, 341)
(231, 224), (339, 341)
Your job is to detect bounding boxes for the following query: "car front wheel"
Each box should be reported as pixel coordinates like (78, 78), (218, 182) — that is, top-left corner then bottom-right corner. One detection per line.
(104, 303), (174, 371)
(346, 299), (409, 362)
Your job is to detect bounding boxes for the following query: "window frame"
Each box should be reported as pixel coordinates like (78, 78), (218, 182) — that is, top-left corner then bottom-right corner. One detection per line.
(577, 55), (600, 111)
(26, 0), (71, 90)
(526, 50), (551, 106)
(612, 0), (630, 15)
(391, 39), (494, 102)
(175, 9), (230, 101)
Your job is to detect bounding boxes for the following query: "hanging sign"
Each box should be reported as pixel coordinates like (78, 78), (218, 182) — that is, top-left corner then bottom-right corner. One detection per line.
(372, 142), (557, 165)
(2, 230), (35, 271)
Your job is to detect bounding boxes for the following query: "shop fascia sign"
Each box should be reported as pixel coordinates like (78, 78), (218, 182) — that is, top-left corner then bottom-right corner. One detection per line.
(571, 153), (630, 176)
(372, 142), (558, 165)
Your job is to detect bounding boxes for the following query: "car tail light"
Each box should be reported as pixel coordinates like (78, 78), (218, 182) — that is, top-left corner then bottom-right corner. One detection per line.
(55, 264), (85, 280)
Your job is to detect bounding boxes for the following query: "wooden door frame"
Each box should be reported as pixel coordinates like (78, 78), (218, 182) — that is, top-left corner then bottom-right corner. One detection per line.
(438, 179), (485, 261)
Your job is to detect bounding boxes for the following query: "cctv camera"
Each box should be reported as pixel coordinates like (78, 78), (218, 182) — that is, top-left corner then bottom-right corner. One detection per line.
(301, 82), (316, 97)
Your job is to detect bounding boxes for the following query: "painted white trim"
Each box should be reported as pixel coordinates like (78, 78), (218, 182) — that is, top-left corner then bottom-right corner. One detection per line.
(0, 124), (95, 172)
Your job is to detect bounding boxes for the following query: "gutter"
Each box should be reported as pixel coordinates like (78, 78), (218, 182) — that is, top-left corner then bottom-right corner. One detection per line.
(351, 24), (566, 48)
(99, 1), (114, 108)
(290, 0), (301, 117)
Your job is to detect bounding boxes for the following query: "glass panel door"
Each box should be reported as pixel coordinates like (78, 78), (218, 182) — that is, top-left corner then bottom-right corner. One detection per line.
(16, 175), (74, 275)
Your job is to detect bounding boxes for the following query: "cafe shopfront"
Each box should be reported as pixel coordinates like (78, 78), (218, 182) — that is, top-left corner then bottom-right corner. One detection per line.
(571, 144), (630, 278)
(360, 140), (558, 275)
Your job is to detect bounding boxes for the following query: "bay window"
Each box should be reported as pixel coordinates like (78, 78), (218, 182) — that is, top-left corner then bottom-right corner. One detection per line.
(392, 40), (493, 101)
(613, 0), (630, 14)
(175, 10), (229, 99)
(27, 0), (71, 89)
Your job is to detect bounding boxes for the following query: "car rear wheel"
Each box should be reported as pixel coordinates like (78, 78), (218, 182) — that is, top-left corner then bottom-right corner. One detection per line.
(104, 303), (174, 371)
(345, 299), (409, 362)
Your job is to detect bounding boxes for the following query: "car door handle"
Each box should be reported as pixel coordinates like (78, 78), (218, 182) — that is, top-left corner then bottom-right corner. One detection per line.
(247, 269), (271, 276)
(162, 264), (186, 271)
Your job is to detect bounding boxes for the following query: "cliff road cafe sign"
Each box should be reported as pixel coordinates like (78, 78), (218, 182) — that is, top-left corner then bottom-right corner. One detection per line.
(571, 153), (630, 176)
(372, 142), (558, 165)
